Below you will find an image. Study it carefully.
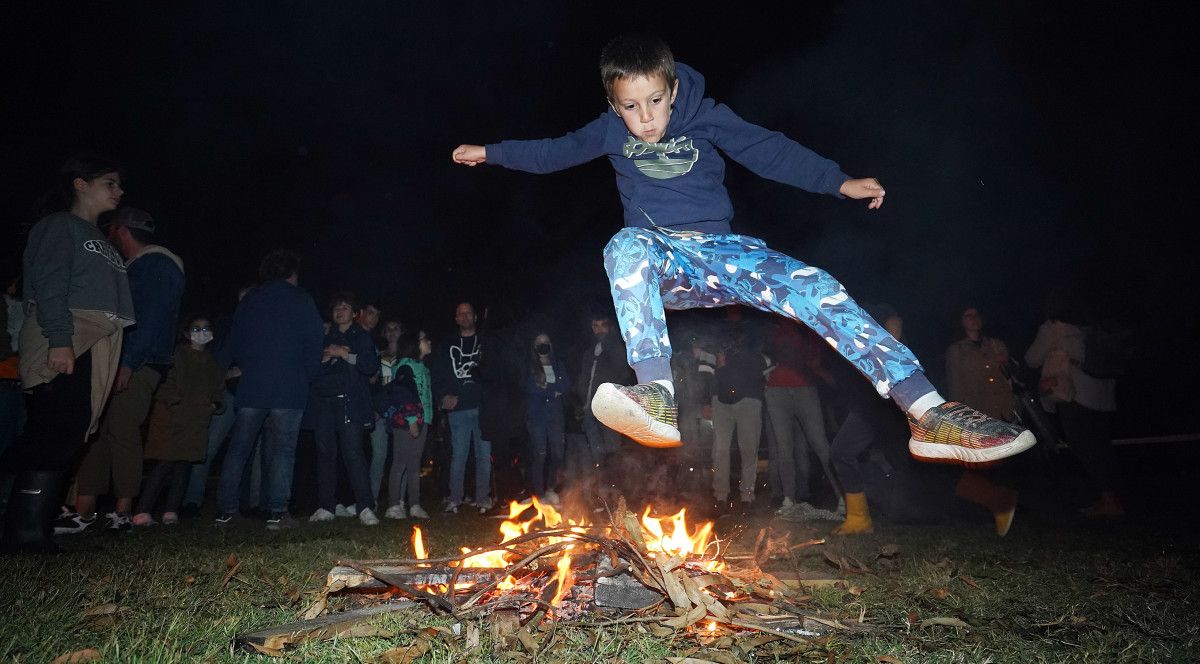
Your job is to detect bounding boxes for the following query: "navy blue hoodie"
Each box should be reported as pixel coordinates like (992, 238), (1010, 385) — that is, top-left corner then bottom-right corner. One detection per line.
(486, 63), (850, 234)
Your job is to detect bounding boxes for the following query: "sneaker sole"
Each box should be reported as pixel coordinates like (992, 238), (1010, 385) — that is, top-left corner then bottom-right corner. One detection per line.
(908, 429), (1036, 464)
(591, 383), (682, 448)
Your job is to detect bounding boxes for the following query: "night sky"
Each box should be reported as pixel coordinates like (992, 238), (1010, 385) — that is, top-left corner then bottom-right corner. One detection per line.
(4, 1), (1196, 434)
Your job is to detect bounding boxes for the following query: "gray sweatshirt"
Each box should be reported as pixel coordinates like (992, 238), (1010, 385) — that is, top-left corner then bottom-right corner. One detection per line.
(23, 212), (134, 348)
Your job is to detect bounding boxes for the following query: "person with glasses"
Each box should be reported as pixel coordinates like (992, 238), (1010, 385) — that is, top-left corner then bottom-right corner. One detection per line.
(131, 316), (224, 526)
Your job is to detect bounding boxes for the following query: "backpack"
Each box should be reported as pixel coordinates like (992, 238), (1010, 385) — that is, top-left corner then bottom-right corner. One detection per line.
(1080, 321), (1135, 379)
(372, 364), (424, 429)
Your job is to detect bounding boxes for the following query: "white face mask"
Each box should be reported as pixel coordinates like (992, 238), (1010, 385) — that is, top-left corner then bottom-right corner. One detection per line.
(189, 330), (213, 346)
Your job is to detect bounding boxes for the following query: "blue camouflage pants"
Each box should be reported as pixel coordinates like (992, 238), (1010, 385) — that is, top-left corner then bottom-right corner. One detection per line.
(603, 227), (922, 397)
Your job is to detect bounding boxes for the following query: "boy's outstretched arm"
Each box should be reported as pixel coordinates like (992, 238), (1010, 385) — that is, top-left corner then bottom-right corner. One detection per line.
(839, 178), (886, 209)
(452, 144), (486, 166)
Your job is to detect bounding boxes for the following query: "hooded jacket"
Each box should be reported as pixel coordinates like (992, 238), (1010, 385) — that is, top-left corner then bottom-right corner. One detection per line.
(486, 63), (850, 234)
(120, 245), (185, 370)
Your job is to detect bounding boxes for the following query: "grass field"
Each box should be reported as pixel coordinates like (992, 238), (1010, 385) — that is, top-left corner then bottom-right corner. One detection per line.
(2, 487), (1197, 664)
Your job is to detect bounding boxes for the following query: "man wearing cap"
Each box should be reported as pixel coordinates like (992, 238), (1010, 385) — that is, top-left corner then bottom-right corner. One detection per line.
(63, 208), (185, 534)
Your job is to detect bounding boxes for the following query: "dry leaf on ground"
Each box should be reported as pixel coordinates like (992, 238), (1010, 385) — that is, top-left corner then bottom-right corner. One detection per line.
(50, 648), (102, 664)
(920, 616), (971, 629)
(377, 627), (438, 664)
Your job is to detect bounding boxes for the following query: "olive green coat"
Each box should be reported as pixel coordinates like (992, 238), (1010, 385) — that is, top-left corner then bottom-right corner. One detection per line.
(144, 344), (223, 461)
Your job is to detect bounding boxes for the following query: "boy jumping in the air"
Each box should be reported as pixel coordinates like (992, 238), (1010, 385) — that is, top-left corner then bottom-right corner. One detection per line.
(451, 34), (1035, 466)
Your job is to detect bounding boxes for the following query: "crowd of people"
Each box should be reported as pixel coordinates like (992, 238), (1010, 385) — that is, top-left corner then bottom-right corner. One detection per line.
(0, 32), (1131, 554)
(0, 156), (1124, 555)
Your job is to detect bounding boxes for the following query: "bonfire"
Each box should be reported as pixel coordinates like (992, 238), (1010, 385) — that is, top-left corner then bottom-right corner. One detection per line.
(236, 495), (861, 658)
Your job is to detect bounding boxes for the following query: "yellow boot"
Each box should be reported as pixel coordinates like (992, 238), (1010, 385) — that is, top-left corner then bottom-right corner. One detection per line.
(832, 492), (873, 535)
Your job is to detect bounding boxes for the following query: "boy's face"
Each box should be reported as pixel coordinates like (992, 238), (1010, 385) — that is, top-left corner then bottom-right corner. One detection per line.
(331, 301), (356, 327)
(609, 73), (679, 144)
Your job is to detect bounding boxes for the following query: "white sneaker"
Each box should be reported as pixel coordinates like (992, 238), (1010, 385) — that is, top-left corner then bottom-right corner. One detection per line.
(776, 497), (800, 516)
(408, 504), (430, 519)
(359, 508), (380, 526)
(443, 502), (460, 514)
(543, 490), (561, 506)
(335, 503), (356, 518)
(309, 508), (335, 522)
(384, 504), (408, 520)
(590, 382), (681, 448)
(476, 499), (494, 514)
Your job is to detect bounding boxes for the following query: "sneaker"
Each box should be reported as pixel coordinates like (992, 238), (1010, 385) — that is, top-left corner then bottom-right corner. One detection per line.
(408, 504), (430, 519)
(775, 497), (802, 517)
(214, 513), (238, 526)
(476, 499), (495, 514)
(266, 512), (295, 530)
(358, 508), (380, 526)
(309, 508), (335, 522)
(384, 504), (408, 520)
(443, 502), (460, 514)
(131, 512), (157, 527)
(53, 508), (97, 535)
(908, 402), (1036, 464)
(335, 503), (356, 518)
(543, 490), (561, 506)
(161, 512), (180, 526)
(106, 512), (133, 533)
(590, 382), (681, 448)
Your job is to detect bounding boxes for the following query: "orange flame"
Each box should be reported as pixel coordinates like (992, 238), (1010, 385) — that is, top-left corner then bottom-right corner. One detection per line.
(411, 526), (427, 560)
(549, 552), (574, 606)
(640, 506), (714, 558)
(461, 496), (585, 569)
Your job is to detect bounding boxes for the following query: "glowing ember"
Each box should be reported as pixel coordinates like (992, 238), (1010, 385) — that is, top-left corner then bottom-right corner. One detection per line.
(411, 526), (427, 560)
(548, 553), (575, 606)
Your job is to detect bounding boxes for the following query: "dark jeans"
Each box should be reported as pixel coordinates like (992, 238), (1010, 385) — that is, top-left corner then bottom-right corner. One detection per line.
(0, 379), (26, 460)
(1057, 401), (1115, 492)
(215, 407), (303, 515)
(581, 407), (619, 470)
(314, 396), (374, 512)
(830, 399), (906, 494)
(2, 350), (92, 472)
(526, 406), (565, 496)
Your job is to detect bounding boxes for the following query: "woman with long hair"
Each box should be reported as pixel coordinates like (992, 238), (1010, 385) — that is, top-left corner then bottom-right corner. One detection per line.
(1, 154), (134, 553)
(522, 332), (571, 504)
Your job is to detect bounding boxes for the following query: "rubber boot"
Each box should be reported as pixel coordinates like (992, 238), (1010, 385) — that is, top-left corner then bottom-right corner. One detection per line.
(954, 471), (1018, 537)
(1, 470), (66, 554)
(832, 492), (873, 535)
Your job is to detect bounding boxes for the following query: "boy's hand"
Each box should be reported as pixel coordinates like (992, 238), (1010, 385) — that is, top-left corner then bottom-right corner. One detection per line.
(452, 144), (487, 166)
(839, 178), (886, 209)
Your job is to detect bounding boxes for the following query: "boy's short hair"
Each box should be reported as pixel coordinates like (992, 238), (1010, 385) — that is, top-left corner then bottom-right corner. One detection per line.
(328, 291), (359, 313)
(599, 33), (676, 101)
(259, 249), (301, 282)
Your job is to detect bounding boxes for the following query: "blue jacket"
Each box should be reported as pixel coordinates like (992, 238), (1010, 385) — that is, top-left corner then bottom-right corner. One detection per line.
(310, 322), (380, 427)
(487, 63), (850, 234)
(217, 279), (324, 409)
(121, 247), (185, 369)
(524, 360), (571, 425)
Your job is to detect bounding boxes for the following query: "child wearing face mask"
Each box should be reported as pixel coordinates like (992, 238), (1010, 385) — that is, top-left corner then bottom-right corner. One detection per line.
(132, 316), (224, 526)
